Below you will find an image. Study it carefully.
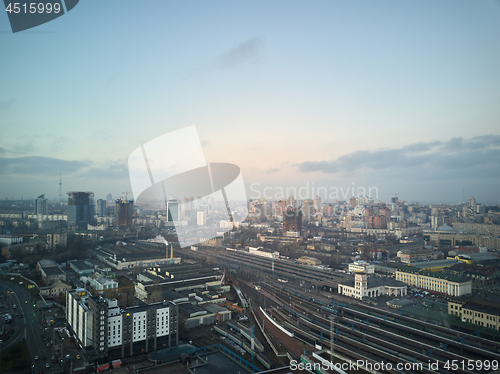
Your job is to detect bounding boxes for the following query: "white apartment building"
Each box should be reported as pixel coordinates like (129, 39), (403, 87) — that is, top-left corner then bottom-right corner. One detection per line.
(348, 260), (375, 274)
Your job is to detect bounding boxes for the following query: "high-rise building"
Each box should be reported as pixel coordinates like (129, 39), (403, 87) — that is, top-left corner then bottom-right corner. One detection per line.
(106, 193), (113, 204)
(166, 198), (179, 222)
(115, 199), (134, 228)
(283, 207), (302, 236)
(349, 197), (357, 208)
(96, 199), (107, 217)
(302, 199), (313, 223)
(66, 289), (178, 360)
(35, 194), (48, 215)
(470, 197), (476, 208)
(313, 196), (323, 216)
(67, 192), (95, 228)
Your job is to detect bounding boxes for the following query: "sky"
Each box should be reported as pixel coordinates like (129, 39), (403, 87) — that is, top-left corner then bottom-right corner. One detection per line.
(1, 0), (500, 204)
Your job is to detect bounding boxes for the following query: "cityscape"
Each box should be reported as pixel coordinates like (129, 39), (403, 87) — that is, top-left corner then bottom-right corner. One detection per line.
(0, 190), (499, 373)
(1, 1), (500, 374)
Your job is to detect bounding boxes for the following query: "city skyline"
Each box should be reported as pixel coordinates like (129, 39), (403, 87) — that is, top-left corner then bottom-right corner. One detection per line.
(1, 1), (500, 203)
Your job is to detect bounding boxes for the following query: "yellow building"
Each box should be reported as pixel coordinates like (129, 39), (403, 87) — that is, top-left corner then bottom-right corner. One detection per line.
(448, 296), (500, 330)
(396, 265), (472, 296)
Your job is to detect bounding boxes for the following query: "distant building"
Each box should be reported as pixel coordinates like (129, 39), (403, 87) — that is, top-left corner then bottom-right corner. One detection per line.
(297, 256), (321, 266)
(283, 207), (302, 236)
(115, 199), (134, 228)
(302, 200), (313, 223)
(197, 211), (205, 226)
(338, 273), (407, 300)
(166, 198), (179, 222)
(348, 260), (375, 274)
(67, 192), (95, 228)
(35, 194), (48, 215)
(47, 233), (67, 250)
(0, 235), (22, 247)
(248, 246), (279, 259)
(96, 199), (107, 217)
(396, 265), (472, 296)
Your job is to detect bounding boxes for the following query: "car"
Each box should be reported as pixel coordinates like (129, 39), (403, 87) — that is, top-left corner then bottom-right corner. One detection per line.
(34, 355), (39, 360)
(51, 356), (55, 361)
(76, 354), (81, 360)
(45, 363), (50, 368)
(46, 342), (51, 347)
(42, 356), (46, 361)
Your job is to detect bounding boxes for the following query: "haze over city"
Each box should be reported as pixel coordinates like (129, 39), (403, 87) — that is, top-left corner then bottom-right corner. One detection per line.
(1, 1), (500, 203)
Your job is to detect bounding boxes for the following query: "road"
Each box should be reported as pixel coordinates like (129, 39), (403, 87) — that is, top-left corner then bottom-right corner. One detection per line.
(0, 279), (62, 374)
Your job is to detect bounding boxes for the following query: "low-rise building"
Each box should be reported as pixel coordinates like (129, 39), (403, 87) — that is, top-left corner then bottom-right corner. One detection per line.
(40, 280), (72, 298)
(297, 256), (321, 266)
(338, 273), (407, 300)
(448, 295), (500, 330)
(396, 265), (472, 296)
(348, 260), (375, 274)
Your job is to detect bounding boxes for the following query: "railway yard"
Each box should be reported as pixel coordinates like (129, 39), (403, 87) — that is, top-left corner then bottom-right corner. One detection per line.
(182, 247), (500, 374)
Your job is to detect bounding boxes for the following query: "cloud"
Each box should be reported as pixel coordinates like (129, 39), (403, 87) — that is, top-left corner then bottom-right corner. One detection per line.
(215, 37), (263, 68)
(0, 156), (91, 175)
(266, 168), (279, 174)
(298, 135), (500, 177)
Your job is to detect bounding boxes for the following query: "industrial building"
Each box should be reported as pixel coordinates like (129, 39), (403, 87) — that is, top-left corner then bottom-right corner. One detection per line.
(66, 289), (178, 360)
(396, 265), (472, 296)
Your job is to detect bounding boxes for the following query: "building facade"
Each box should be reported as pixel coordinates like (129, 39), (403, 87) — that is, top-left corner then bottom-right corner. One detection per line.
(338, 273), (407, 300)
(348, 260), (375, 274)
(67, 192), (95, 228)
(448, 296), (500, 330)
(66, 289), (178, 360)
(396, 266), (472, 296)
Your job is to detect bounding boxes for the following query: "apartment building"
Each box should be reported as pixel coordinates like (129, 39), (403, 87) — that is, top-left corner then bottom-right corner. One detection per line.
(66, 289), (178, 360)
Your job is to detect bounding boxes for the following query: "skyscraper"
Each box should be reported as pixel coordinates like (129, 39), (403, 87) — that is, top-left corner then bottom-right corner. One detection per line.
(166, 198), (179, 222)
(67, 192), (95, 228)
(115, 199), (134, 228)
(35, 194), (48, 215)
(96, 199), (107, 217)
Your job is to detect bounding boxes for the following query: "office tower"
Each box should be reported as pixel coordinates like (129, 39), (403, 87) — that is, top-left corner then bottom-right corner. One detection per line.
(166, 198), (179, 222)
(115, 199), (134, 228)
(391, 196), (398, 205)
(96, 199), (107, 217)
(283, 207), (302, 236)
(67, 192), (95, 228)
(106, 193), (113, 204)
(35, 194), (48, 215)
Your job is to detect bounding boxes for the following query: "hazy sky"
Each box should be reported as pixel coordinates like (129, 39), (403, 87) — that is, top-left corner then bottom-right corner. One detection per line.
(1, 1), (500, 204)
